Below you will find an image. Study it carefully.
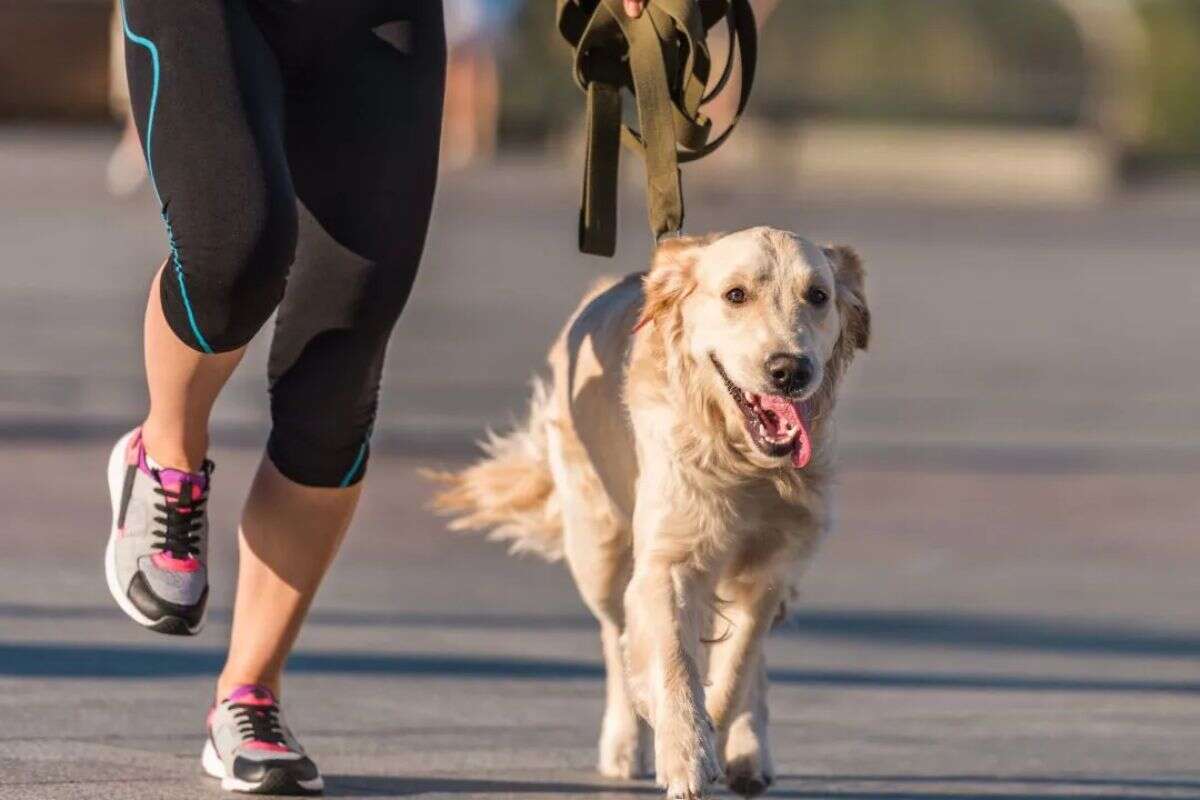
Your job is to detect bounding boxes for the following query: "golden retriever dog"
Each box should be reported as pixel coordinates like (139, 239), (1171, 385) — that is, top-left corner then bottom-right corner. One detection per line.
(430, 227), (870, 799)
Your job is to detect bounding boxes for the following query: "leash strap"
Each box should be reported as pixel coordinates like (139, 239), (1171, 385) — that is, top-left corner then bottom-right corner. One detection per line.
(580, 81), (622, 255)
(559, 0), (757, 256)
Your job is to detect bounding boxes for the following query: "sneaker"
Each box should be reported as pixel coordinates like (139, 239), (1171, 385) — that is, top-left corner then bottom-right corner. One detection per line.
(104, 427), (212, 635)
(202, 685), (324, 795)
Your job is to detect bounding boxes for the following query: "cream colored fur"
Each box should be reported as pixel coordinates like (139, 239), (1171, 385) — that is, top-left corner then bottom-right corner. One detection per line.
(430, 227), (870, 799)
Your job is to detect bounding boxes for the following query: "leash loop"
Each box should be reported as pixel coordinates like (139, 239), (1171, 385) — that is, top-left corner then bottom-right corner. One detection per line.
(558, 0), (757, 256)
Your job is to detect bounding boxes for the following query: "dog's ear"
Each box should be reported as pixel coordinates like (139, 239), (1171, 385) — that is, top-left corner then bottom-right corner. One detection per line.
(635, 236), (704, 332)
(823, 245), (870, 351)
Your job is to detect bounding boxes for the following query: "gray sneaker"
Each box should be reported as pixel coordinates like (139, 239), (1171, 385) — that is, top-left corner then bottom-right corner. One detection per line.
(104, 427), (211, 635)
(202, 685), (324, 795)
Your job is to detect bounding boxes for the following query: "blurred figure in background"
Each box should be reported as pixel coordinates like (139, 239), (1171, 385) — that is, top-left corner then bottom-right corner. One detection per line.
(105, 0), (147, 197)
(442, 0), (523, 168)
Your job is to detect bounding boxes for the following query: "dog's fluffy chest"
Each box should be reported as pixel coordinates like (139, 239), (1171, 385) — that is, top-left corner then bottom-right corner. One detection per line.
(661, 457), (830, 570)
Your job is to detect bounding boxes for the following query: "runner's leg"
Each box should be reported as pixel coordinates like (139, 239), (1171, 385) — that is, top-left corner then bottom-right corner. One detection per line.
(217, 1), (446, 696)
(121, 0), (297, 469)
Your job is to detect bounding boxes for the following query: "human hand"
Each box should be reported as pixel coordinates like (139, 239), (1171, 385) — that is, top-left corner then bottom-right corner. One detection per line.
(623, 1), (647, 18)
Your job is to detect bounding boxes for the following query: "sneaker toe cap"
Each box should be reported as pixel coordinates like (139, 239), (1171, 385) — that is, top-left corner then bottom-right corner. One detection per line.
(127, 570), (207, 627)
(232, 753), (320, 783)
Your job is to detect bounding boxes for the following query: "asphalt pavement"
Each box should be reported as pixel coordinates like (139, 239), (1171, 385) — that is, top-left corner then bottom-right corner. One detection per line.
(1, 127), (1198, 799)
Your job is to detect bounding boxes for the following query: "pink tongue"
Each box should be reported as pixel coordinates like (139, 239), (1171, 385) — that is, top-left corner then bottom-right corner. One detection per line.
(791, 420), (812, 469)
(757, 395), (812, 469)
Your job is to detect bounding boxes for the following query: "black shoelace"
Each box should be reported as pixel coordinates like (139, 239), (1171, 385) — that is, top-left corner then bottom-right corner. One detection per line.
(151, 463), (212, 560)
(232, 702), (287, 746)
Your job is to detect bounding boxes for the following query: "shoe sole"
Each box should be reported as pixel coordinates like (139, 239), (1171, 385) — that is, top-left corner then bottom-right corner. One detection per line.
(202, 739), (324, 795)
(104, 429), (206, 636)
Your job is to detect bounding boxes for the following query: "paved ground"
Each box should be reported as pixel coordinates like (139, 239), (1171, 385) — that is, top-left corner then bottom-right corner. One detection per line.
(3, 443), (1199, 799)
(2, 127), (1199, 798)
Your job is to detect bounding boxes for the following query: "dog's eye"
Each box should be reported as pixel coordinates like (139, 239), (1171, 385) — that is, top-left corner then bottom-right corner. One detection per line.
(724, 287), (747, 305)
(806, 286), (830, 307)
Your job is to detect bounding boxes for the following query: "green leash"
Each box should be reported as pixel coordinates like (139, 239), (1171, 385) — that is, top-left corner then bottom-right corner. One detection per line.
(558, 0), (757, 256)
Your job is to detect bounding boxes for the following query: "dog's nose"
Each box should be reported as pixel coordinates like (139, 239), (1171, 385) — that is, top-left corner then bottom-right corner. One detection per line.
(766, 353), (814, 395)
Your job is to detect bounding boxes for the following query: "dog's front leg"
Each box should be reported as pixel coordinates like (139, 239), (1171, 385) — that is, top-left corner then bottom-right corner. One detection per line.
(704, 575), (787, 796)
(624, 554), (721, 799)
(722, 653), (774, 797)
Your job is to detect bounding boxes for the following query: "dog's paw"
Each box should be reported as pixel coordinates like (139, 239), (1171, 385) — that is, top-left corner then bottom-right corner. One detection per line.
(598, 716), (651, 779)
(723, 719), (775, 798)
(655, 719), (722, 799)
(725, 756), (773, 798)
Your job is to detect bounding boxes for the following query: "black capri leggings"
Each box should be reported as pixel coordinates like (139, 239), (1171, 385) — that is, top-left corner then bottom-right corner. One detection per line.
(120, 0), (445, 487)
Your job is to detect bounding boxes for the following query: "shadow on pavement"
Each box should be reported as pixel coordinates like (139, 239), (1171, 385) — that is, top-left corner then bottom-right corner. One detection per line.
(1, 642), (1197, 694)
(325, 774), (653, 797)
(769, 793), (1190, 800)
(785, 775), (1200, 793)
(3, 603), (1200, 658)
(319, 773), (1200, 799)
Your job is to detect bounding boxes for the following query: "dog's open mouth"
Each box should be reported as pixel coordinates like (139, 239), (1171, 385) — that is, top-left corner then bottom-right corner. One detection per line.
(711, 356), (812, 469)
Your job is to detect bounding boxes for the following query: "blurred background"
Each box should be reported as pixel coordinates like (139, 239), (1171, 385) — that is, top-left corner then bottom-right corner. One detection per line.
(2, 1), (1198, 798)
(4, 0), (1200, 448)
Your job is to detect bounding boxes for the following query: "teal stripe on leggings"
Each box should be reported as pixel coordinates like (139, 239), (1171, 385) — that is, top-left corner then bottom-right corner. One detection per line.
(119, 1), (214, 354)
(339, 440), (369, 488)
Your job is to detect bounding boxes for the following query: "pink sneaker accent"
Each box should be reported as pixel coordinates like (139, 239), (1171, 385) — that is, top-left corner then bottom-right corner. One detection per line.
(156, 467), (208, 498)
(225, 684), (277, 706)
(151, 551), (201, 572)
(125, 428), (144, 467)
(132, 431), (210, 495)
(220, 686), (293, 752)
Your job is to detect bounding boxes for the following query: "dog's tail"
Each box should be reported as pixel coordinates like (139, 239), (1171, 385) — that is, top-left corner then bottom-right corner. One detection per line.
(425, 378), (563, 561)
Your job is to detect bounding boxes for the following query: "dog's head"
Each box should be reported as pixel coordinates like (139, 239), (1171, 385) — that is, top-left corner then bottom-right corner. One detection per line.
(637, 227), (869, 470)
